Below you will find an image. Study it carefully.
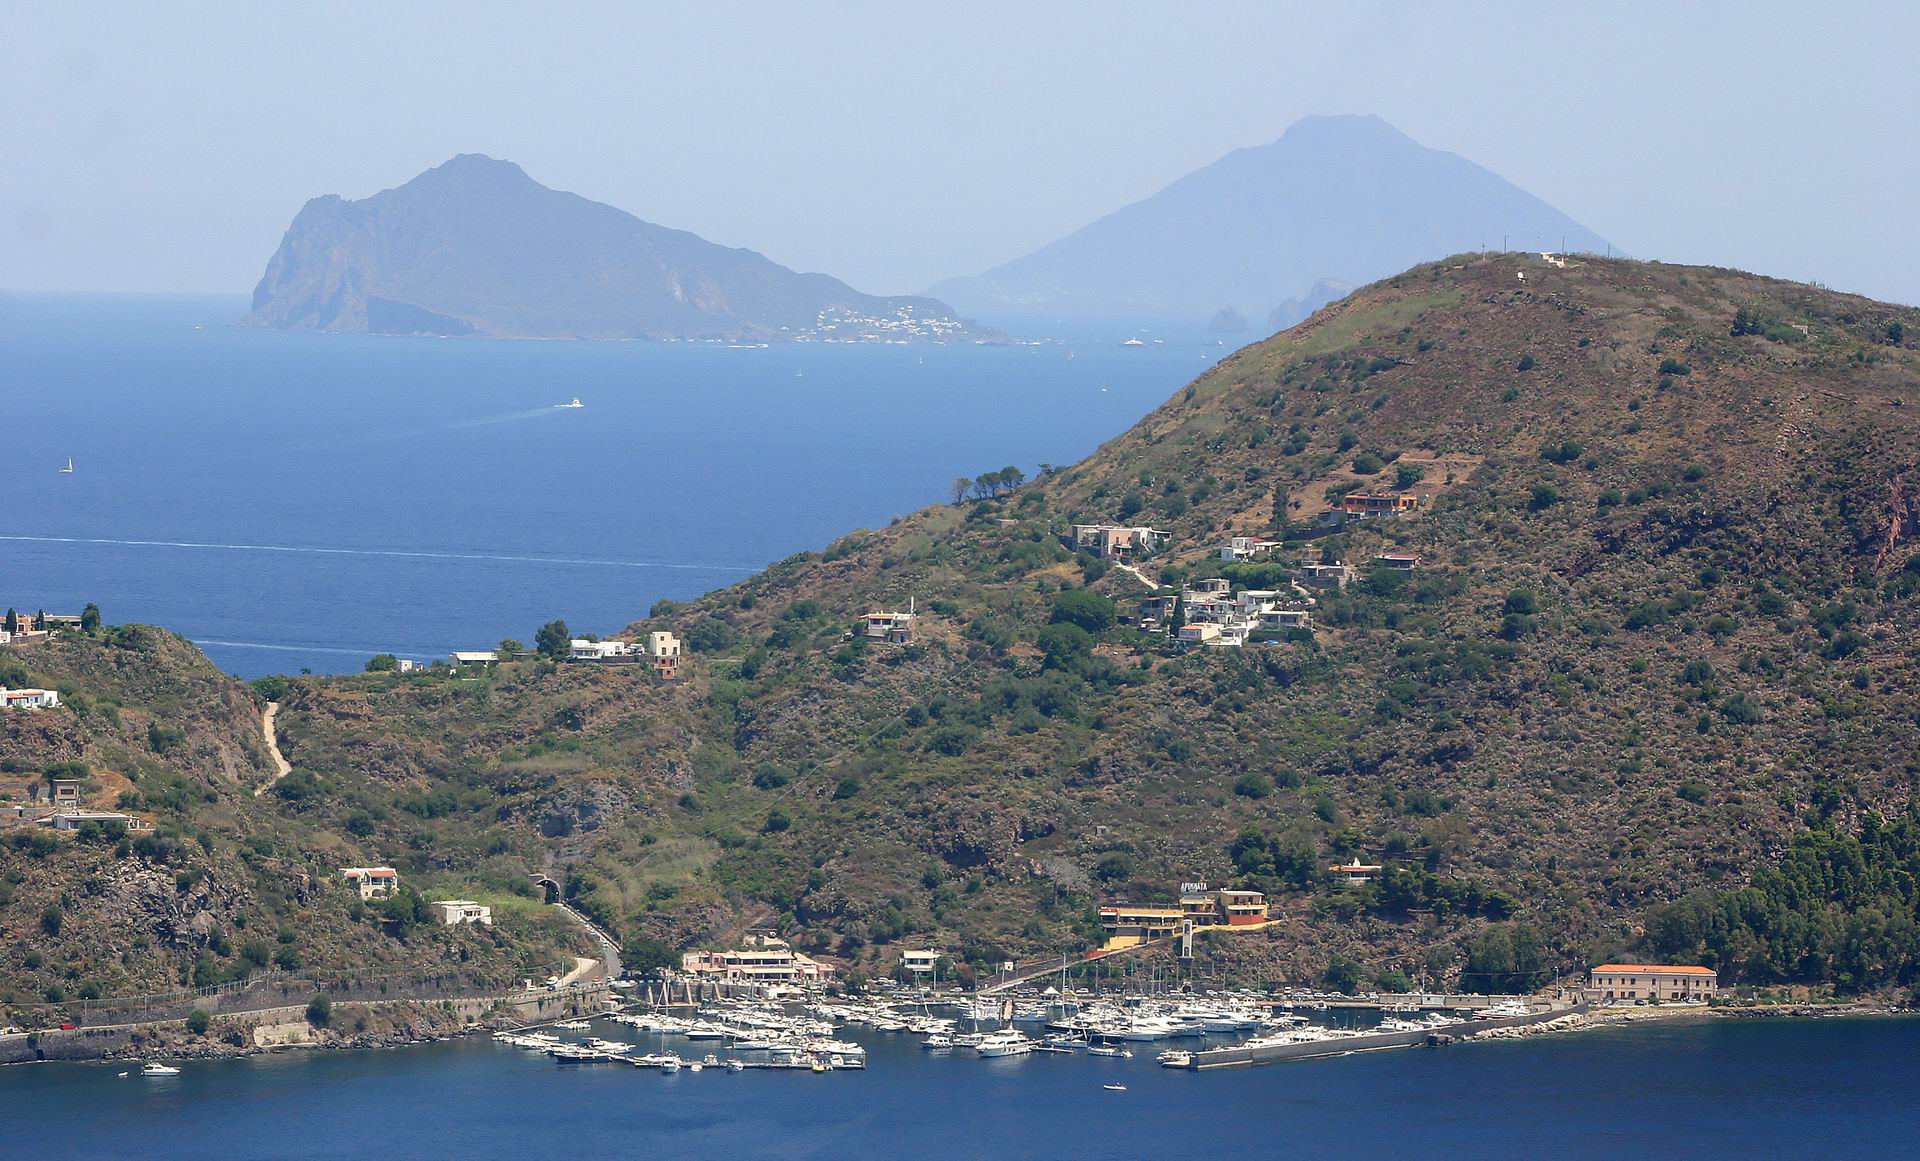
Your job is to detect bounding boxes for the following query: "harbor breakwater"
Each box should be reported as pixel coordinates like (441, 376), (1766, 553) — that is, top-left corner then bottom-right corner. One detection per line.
(1184, 1001), (1589, 1069)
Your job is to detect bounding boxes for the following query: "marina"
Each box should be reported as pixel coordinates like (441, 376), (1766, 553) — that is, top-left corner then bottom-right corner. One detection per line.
(477, 984), (1581, 1080)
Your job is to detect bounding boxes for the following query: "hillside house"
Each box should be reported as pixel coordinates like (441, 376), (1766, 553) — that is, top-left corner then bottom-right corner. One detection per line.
(341, 866), (400, 900)
(1219, 536), (1280, 562)
(1297, 563), (1353, 590)
(1176, 622), (1223, 648)
(49, 811), (149, 832)
(1097, 905), (1187, 943)
(569, 638), (633, 661)
(429, 900), (492, 926)
(858, 610), (915, 644)
(1328, 859), (1384, 887)
(1259, 607), (1312, 630)
(0, 688), (61, 711)
(901, 949), (941, 976)
(45, 778), (83, 806)
(1176, 885), (1270, 927)
(1373, 553), (1421, 572)
(1136, 593), (1180, 631)
(450, 651), (499, 669)
(1341, 492), (1422, 519)
(646, 631), (682, 679)
(1068, 523), (1171, 561)
(1187, 578), (1232, 597)
(1586, 964), (1717, 1003)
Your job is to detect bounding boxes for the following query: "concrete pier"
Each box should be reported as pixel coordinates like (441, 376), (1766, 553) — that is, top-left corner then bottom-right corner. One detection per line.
(1183, 1002), (1587, 1069)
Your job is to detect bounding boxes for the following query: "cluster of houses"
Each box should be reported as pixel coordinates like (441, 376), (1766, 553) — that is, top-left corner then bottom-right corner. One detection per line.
(1, 777), (152, 832)
(339, 866), (491, 924)
(0, 610), (81, 647)
(1144, 577), (1315, 649)
(567, 631), (683, 680)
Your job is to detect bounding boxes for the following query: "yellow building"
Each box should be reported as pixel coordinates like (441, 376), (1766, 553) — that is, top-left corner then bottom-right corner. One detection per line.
(1587, 964), (1717, 1002)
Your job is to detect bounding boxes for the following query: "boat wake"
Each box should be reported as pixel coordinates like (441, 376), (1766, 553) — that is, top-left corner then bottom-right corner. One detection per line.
(0, 535), (756, 573)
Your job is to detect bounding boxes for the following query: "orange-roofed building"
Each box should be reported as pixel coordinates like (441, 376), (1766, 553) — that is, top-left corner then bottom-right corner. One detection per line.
(1586, 964), (1718, 1002)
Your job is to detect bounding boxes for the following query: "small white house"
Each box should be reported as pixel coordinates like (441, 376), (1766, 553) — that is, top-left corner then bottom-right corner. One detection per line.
(0, 688), (60, 710)
(429, 900), (493, 926)
(48, 811), (148, 831)
(569, 638), (632, 661)
(901, 949), (942, 976)
(450, 651), (499, 668)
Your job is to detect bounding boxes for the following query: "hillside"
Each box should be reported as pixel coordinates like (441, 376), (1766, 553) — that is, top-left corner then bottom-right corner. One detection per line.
(246, 154), (982, 342)
(931, 115), (1608, 327)
(220, 257), (1920, 997)
(0, 628), (586, 1029)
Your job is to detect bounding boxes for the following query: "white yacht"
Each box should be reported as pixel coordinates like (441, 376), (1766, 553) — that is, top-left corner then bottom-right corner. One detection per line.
(974, 1029), (1034, 1058)
(140, 1062), (180, 1076)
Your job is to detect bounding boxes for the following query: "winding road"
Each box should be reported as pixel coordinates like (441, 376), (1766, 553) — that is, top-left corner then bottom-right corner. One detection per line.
(255, 702), (293, 796)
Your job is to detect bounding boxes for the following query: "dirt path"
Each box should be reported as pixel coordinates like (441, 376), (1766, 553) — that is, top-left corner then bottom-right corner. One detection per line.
(255, 702), (293, 796)
(1115, 562), (1160, 589)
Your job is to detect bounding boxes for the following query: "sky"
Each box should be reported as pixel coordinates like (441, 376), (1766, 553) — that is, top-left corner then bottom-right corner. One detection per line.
(4, 1), (1918, 304)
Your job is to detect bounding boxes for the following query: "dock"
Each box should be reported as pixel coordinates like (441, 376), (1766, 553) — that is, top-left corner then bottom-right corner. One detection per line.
(1178, 1001), (1587, 1069)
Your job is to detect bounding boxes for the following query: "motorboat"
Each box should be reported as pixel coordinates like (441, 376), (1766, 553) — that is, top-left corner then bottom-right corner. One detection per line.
(140, 1062), (180, 1076)
(560, 398), (584, 408)
(974, 1030), (1034, 1058)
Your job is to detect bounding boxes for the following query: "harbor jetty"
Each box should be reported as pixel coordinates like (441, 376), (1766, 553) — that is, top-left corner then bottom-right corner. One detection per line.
(1171, 1000), (1589, 1069)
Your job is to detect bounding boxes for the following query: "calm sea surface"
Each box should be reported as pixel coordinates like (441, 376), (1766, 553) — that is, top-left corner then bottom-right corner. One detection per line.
(0, 1017), (1912, 1160)
(0, 293), (1225, 675)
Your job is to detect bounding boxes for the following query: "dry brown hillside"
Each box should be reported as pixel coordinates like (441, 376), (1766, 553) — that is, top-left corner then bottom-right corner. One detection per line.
(275, 255), (1920, 995)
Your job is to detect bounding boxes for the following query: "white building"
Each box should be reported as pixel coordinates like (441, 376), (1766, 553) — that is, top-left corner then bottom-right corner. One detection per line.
(0, 688), (60, 710)
(1068, 523), (1171, 561)
(341, 866), (400, 900)
(1219, 536), (1280, 562)
(901, 949), (942, 976)
(429, 900), (493, 926)
(48, 811), (149, 832)
(450, 651), (499, 668)
(569, 638), (633, 661)
(858, 610), (916, 644)
(646, 631), (682, 679)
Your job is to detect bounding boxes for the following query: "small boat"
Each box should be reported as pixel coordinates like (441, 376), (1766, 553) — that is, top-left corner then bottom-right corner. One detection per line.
(1103, 1083), (1128, 1091)
(1087, 1045), (1124, 1058)
(726, 1059), (745, 1073)
(141, 1063), (181, 1076)
(1120, 337), (1146, 348)
(559, 398), (584, 409)
(59, 458), (74, 474)
(117, 1071), (129, 1077)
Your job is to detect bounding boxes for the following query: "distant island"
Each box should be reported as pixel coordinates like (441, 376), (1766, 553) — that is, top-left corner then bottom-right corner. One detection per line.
(930, 114), (1610, 327)
(246, 154), (989, 343)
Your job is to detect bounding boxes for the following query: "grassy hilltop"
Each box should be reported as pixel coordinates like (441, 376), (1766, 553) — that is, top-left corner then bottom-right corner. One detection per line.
(14, 253), (1920, 1003)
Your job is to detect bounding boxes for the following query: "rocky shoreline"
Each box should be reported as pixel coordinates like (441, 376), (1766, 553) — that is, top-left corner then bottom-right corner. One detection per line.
(2, 985), (606, 1066)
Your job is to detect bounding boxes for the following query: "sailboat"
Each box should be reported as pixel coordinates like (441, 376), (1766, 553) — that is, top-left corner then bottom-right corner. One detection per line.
(59, 458), (74, 474)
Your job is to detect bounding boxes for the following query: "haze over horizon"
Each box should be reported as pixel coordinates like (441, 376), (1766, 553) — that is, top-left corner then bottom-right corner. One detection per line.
(4, 1), (1918, 306)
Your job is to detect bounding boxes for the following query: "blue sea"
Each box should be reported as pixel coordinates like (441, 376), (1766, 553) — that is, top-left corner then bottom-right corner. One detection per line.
(0, 294), (1227, 676)
(0, 1016), (1913, 1160)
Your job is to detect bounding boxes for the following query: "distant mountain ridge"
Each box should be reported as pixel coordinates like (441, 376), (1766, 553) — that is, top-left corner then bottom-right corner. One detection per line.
(246, 155), (981, 342)
(930, 114), (1609, 325)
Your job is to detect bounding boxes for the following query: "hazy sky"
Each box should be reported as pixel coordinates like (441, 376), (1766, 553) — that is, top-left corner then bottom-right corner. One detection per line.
(5, 1), (1917, 303)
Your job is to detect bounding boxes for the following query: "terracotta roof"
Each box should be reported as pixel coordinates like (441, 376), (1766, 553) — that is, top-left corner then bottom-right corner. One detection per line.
(1590, 964), (1716, 976)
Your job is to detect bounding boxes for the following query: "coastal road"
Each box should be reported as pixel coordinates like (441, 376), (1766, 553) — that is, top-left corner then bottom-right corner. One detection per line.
(554, 901), (623, 979)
